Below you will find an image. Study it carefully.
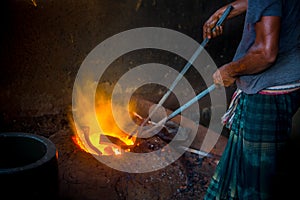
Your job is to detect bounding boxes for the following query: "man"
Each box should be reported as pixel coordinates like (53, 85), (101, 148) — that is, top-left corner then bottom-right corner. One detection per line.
(202, 0), (300, 199)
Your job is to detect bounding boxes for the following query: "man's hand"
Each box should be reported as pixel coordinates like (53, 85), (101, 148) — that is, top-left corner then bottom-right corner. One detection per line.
(203, 11), (223, 39)
(213, 63), (236, 87)
(202, 1), (247, 39)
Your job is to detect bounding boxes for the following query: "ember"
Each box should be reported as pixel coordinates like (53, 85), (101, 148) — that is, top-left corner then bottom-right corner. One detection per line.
(70, 83), (138, 156)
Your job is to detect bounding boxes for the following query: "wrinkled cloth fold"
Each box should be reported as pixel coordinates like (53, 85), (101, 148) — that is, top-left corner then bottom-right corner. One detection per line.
(204, 89), (300, 200)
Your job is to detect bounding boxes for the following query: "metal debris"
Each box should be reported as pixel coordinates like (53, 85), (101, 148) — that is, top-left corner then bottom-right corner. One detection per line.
(31, 0), (37, 7)
(135, 0), (142, 11)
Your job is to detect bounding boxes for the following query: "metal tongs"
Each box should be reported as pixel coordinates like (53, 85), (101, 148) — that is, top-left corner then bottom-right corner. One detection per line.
(129, 5), (233, 139)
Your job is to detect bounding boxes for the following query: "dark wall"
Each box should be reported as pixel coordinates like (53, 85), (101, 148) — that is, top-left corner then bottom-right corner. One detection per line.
(0, 0), (244, 127)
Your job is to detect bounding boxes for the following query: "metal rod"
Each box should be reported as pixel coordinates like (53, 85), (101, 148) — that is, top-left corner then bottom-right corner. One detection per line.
(129, 5), (233, 138)
(166, 84), (216, 121)
(140, 84), (216, 134)
(179, 146), (213, 158)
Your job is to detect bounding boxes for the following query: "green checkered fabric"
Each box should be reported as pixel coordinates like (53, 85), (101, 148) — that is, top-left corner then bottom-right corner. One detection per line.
(204, 90), (300, 200)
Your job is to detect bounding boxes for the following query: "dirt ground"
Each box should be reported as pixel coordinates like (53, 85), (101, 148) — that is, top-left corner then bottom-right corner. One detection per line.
(0, 0), (246, 199)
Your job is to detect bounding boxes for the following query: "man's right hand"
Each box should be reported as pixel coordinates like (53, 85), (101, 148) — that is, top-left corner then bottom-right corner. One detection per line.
(213, 63), (237, 87)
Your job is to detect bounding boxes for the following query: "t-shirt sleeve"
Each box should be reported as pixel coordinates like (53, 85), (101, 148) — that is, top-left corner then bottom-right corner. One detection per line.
(247, 0), (282, 23)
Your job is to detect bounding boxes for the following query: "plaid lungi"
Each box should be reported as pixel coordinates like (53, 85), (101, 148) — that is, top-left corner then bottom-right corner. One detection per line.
(204, 89), (300, 200)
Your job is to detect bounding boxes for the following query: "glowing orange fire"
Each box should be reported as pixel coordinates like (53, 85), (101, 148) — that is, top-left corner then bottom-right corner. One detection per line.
(70, 84), (138, 156)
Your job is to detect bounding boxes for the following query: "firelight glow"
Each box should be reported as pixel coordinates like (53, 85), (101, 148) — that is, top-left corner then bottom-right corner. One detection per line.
(70, 82), (137, 156)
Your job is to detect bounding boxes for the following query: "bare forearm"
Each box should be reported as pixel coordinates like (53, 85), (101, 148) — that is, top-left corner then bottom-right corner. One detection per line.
(203, 0), (247, 39)
(213, 46), (275, 87)
(216, 0), (247, 20)
(226, 47), (275, 76)
(226, 16), (280, 77)
(213, 16), (280, 87)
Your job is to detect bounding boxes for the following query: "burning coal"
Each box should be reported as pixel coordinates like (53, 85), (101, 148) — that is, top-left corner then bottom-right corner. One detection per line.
(70, 81), (138, 156)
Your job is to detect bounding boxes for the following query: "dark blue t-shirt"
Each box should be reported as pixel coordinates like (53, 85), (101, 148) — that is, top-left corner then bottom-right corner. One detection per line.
(233, 0), (300, 94)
